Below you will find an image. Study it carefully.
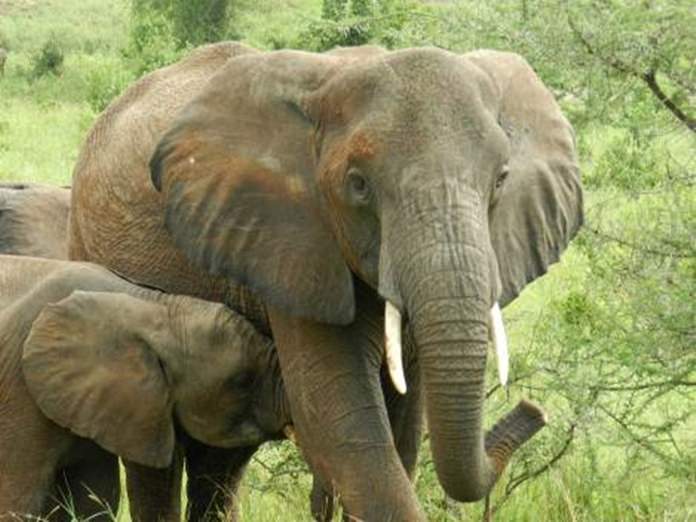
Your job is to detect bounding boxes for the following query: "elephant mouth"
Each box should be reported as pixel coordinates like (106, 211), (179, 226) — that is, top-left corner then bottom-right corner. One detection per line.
(383, 299), (510, 392)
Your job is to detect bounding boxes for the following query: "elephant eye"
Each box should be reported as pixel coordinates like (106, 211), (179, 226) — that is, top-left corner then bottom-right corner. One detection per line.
(495, 165), (510, 189)
(346, 168), (371, 205)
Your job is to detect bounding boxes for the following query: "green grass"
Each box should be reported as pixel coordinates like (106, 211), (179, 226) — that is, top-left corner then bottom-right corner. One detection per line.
(0, 0), (128, 55)
(0, 98), (90, 184)
(1, 0), (694, 520)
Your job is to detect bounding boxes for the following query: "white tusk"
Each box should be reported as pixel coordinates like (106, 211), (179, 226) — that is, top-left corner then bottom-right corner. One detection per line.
(490, 302), (509, 387)
(385, 301), (407, 395)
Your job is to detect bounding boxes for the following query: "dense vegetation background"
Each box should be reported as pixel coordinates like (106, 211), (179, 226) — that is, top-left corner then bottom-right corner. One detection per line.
(0, 0), (693, 520)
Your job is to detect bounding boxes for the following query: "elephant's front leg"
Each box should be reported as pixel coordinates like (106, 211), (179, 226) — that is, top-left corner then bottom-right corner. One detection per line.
(309, 473), (336, 522)
(124, 447), (184, 522)
(310, 334), (423, 521)
(184, 440), (259, 521)
(268, 282), (425, 521)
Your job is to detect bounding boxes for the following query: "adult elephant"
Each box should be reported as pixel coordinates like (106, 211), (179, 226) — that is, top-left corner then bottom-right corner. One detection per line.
(70, 42), (582, 520)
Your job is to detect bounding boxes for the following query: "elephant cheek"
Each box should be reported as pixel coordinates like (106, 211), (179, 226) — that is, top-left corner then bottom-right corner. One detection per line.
(178, 405), (266, 448)
(331, 206), (381, 289)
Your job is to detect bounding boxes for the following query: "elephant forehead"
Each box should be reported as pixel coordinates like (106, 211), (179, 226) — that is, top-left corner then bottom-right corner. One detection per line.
(322, 130), (379, 171)
(350, 132), (378, 159)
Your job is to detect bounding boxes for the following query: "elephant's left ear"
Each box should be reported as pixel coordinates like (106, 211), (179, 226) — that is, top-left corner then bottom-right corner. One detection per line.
(150, 51), (355, 324)
(468, 51), (584, 306)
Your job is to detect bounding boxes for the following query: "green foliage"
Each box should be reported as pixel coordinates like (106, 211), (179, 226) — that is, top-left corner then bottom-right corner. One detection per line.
(128, 0), (234, 51)
(322, 0), (373, 20)
(490, 166), (696, 517)
(124, 4), (183, 76)
(565, 0), (695, 118)
(299, 0), (432, 51)
(298, 17), (372, 49)
(125, 0), (235, 74)
(31, 37), (65, 78)
(86, 61), (135, 114)
(423, 1), (695, 136)
(587, 131), (663, 191)
(169, 0), (234, 47)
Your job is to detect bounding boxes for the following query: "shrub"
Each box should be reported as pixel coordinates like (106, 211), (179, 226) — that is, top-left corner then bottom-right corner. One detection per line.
(125, 0), (233, 74)
(298, 0), (428, 51)
(322, 0), (373, 21)
(31, 37), (65, 78)
(123, 6), (182, 76)
(86, 61), (135, 113)
(298, 17), (372, 50)
(128, 0), (233, 52)
(169, 0), (233, 47)
(586, 131), (664, 191)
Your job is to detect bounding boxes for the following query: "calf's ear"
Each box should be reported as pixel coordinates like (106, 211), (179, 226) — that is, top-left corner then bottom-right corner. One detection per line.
(22, 291), (176, 468)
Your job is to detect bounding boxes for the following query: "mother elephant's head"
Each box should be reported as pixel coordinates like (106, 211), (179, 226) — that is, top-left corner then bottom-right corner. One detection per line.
(150, 47), (582, 501)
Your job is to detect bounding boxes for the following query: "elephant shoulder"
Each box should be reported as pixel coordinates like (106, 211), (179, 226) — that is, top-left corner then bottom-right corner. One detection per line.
(77, 42), (259, 171)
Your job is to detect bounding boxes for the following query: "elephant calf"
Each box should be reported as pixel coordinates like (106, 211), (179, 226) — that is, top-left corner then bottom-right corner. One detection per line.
(0, 255), (291, 520)
(0, 182), (70, 259)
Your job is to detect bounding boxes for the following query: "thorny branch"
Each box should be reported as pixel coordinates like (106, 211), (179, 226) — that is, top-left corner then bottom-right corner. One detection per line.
(487, 423), (577, 518)
(589, 379), (696, 392)
(567, 15), (695, 133)
(641, 70), (695, 133)
(587, 226), (696, 259)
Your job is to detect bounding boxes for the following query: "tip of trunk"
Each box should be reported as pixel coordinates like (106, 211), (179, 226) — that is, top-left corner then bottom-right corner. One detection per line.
(437, 400), (547, 503)
(484, 399), (547, 475)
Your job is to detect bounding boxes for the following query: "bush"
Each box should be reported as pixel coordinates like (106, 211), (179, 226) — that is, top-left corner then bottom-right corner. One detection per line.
(123, 6), (182, 76)
(298, 0), (430, 51)
(322, 0), (373, 21)
(86, 61), (135, 113)
(128, 0), (233, 52)
(298, 17), (372, 50)
(31, 37), (65, 78)
(169, 0), (233, 47)
(125, 0), (233, 74)
(586, 130), (664, 191)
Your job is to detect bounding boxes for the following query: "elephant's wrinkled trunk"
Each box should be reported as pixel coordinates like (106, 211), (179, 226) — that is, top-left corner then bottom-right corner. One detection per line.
(390, 183), (546, 502)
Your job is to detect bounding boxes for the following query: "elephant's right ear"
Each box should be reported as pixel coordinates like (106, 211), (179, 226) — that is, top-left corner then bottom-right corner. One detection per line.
(22, 291), (175, 468)
(468, 51), (584, 306)
(150, 51), (355, 325)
